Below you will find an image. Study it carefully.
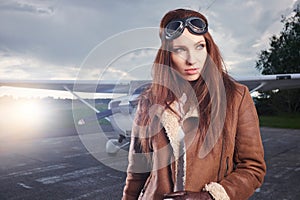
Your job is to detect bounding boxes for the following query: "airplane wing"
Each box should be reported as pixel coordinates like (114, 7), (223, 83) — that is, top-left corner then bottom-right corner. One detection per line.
(0, 79), (130, 93)
(235, 73), (300, 93)
(1, 73), (300, 94)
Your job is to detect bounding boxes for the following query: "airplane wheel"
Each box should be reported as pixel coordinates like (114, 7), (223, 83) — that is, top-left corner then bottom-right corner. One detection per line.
(118, 134), (126, 143)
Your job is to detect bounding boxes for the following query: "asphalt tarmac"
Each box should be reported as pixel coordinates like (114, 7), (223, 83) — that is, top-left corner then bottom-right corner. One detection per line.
(0, 127), (299, 200)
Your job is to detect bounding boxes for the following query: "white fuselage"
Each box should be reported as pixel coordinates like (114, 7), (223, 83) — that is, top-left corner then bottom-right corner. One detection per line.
(107, 94), (138, 137)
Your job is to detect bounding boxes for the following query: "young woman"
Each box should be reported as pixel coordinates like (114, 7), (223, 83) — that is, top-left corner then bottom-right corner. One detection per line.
(122, 8), (266, 200)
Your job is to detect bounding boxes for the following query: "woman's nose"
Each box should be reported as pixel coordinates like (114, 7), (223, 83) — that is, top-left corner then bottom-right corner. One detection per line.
(186, 51), (197, 65)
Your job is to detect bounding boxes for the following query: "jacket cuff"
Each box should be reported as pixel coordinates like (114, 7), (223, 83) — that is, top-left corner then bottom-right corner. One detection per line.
(203, 182), (230, 200)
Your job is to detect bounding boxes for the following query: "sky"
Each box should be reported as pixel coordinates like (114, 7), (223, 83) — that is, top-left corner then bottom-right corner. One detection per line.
(0, 0), (299, 98)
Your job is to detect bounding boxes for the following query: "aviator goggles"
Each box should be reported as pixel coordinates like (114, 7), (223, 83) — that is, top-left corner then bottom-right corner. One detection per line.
(164, 17), (208, 40)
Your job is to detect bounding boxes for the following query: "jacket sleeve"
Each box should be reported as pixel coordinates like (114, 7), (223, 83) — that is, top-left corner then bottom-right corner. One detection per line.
(122, 104), (151, 200)
(219, 86), (266, 199)
(122, 136), (150, 199)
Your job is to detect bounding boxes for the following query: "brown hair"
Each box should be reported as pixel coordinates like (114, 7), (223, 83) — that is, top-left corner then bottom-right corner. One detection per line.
(136, 8), (236, 152)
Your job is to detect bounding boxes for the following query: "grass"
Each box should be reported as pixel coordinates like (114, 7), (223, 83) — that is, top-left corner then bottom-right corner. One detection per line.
(259, 113), (300, 129)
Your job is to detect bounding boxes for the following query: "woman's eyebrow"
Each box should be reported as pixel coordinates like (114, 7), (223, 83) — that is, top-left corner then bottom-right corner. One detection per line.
(172, 44), (185, 47)
(194, 40), (206, 46)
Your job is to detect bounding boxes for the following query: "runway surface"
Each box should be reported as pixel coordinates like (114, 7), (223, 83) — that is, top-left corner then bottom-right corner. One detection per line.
(0, 127), (299, 200)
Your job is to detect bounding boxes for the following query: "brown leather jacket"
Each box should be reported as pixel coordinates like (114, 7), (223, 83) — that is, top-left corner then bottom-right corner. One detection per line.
(122, 83), (266, 200)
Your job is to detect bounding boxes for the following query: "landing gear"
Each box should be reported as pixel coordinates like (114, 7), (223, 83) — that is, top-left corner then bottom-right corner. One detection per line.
(106, 134), (129, 156)
(118, 134), (126, 143)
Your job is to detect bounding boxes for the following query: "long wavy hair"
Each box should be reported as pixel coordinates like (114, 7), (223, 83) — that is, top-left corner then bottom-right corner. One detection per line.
(136, 8), (236, 153)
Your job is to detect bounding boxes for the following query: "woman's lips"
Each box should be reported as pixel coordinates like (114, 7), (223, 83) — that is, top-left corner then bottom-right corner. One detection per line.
(185, 68), (199, 75)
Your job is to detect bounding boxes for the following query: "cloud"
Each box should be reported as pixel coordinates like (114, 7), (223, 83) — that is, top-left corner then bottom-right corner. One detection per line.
(0, 50), (78, 79)
(0, 0), (55, 15)
(0, 0), (298, 83)
(205, 0), (296, 75)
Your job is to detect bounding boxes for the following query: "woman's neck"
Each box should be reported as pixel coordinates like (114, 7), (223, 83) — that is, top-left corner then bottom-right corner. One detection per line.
(189, 80), (198, 88)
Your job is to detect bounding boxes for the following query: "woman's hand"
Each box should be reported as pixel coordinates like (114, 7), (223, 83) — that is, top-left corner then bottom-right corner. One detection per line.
(163, 190), (213, 200)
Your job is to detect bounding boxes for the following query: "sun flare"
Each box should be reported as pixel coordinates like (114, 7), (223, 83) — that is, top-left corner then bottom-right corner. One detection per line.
(18, 101), (43, 123)
(0, 99), (46, 140)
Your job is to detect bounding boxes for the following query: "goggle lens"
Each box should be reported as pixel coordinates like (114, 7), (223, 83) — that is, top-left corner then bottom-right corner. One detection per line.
(188, 18), (206, 32)
(164, 17), (208, 40)
(165, 21), (183, 38)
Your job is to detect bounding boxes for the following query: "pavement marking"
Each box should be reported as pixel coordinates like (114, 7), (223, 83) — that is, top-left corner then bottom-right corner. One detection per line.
(65, 182), (125, 200)
(15, 163), (27, 167)
(0, 163), (68, 179)
(106, 173), (123, 179)
(17, 182), (33, 189)
(71, 146), (82, 150)
(267, 145), (298, 161)
(63, 152), (90, 159)
(63, 177), (97, 187)
(274, 167), (294, 179)
(262, 138), (272, 143)
(66, 188), (105, 200)
(35, 166), (103, 184)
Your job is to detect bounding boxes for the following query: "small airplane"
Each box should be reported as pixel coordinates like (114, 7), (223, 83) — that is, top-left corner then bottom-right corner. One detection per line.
(1, 73), (300, 154)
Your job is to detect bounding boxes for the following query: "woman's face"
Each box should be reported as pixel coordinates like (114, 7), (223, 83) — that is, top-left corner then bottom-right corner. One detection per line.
(170, 28), (207, 81)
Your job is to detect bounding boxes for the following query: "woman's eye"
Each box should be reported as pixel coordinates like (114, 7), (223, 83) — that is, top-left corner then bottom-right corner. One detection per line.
(173, 47), (186, 53)
(196, 43), (206, 50)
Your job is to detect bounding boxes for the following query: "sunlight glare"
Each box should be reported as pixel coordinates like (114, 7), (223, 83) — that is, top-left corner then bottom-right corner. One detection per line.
(18, 101), (43, 124)
(0, 100), (46, 140)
